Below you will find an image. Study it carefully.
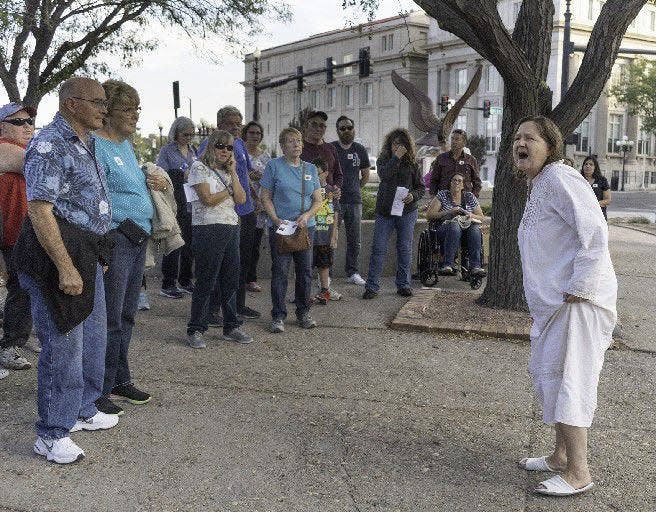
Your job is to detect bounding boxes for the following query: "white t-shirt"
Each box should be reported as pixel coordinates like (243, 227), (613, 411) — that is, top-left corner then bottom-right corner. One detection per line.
(187, 161), (238, 226)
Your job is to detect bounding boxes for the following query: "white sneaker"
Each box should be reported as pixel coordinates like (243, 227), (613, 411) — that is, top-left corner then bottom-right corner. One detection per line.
(347, 273), (366, 286)
(70, 411), (119, 432)
(0, 367), (8, 379)
(33, 436), (85, 464)
(0, 346), (31, 370)
(328, 288), (342, 301)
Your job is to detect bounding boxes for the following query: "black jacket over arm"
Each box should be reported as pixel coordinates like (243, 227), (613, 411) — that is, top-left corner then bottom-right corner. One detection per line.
(374, 155), (425, 216)
(12, 216), (113, 333)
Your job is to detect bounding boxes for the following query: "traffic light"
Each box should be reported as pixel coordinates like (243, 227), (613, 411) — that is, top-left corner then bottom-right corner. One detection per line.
(172, 81), (180, 117)
(326, 57), (334, 84)
(297, 66), (304, 92)
(358, 47), (371, 78)
(440, 95), (449, 113)
(483, 99), (491, 118)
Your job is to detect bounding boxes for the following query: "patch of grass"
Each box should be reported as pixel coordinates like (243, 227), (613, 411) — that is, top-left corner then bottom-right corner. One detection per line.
(481, 204), (493, 217)
(361, 187), (377, 220)
(627, 216), (652, 224)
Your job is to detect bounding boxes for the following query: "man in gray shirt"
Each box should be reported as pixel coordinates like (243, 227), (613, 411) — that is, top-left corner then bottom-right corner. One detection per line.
(331, 116), (370, 285)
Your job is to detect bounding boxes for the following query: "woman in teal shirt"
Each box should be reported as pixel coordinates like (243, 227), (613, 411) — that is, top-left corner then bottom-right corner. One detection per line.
(94, 80), (168, 416)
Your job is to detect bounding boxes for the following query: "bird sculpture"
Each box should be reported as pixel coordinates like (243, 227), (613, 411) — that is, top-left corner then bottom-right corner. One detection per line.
(391, 66), (482, 147)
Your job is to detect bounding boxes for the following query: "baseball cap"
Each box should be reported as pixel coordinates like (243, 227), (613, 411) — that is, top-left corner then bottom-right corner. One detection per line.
(0, 102), (37, 121)
(306, 110), (328, 122)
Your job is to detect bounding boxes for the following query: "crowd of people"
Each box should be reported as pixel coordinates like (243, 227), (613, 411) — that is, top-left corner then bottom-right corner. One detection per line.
(0, 75), (617, 498)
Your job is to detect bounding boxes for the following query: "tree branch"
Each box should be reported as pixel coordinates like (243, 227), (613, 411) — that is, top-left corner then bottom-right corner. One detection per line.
(551, 0), (649, 135)
(415, 0), (537, 98)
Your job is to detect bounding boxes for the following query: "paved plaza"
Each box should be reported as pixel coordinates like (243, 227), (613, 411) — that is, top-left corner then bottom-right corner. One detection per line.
(0, 225), (655, 511)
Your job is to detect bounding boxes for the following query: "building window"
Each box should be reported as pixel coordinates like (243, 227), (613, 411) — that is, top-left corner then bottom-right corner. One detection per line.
(309, 90), (319, 109)
(326, 88), (336, 109)
(651, 171), (656, 185)
(344, 85), (353, 107)
(574, 117), (590, 153)
(267, 123), (270, 135)
(382, 34), (394, 52)
(512, 1), (521, 25)
(267, 101), (270, 113)
(455, 113), (467, 131)
(343, 54), (353, 76)
(456, 68), (468, 95)
(485, 66), (499, 93)
(644, 171), (651, 187)
(607, 114), (623, 153)
(485, 114), (500, 152)
(266, 60), (270, 73)
(362, 83), (373, 105)
(638, 128), (651, 156)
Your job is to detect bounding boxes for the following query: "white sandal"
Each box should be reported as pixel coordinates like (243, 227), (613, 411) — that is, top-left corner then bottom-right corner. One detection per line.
(535, 475), (594, 496)
(518, 456), (556, 472)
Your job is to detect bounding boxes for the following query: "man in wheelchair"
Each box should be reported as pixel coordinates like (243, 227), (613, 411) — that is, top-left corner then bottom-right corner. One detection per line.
(425, 173), (486, 278)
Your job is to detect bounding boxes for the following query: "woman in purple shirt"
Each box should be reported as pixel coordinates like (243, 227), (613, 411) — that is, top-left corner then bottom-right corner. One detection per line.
(156, 117), (197, 298)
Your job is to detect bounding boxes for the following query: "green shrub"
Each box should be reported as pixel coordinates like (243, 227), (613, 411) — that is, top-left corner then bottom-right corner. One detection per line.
(481, 204), (493, 217)
(627, 216), (652, 224)
(361, 187), (377, 220)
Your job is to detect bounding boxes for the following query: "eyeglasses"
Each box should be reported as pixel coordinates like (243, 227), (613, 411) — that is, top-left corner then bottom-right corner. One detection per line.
(214, 143), (234, 151)
(71, 97), (109, 109)
(180, 132), (195, 137)
(2, 118), (35, 126)
(338, 126), (354, 132)
(113, 106), (142, 114)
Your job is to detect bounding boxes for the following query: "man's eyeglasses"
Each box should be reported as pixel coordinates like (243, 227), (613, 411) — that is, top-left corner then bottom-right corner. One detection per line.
(71, 97), (109, 109)
(113, 106), (142, 114)
(2, 118), (35, 127)
(338, 126), (354, 132)
(215, 143), (234, 151)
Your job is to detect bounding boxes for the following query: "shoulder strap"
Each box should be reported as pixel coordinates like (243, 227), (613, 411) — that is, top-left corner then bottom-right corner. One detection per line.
(300, 162), (306, 213)
(209, 166), (230, 190)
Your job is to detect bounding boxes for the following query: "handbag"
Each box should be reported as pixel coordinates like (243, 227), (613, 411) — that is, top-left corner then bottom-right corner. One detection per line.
(117, 218), (149, 246)
(276, 164), (311, 254)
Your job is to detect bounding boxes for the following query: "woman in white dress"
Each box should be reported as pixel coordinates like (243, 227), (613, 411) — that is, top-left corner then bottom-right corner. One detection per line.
(514, 116), (617, 497)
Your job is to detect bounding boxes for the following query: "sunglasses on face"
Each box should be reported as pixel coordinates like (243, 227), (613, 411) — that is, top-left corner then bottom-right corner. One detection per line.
(3, 118), (35, 126)
(214, 143), (234, 151)
(338, 126), (354, 132)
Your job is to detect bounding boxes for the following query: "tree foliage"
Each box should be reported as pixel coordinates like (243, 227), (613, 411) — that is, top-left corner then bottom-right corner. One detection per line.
(611, 58), (656, 134)
(0, 0), (290, 107)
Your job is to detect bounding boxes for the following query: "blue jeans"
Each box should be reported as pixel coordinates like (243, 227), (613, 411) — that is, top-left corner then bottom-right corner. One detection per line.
(341, 203), (362, 277)
(268, 226), (314, 320)
(102, 230), (147, 395)
(436, 221), (482, 269)
(365, 210), (418, 292)
(187, 223), (241, 335)
(19, 266), (107, 440)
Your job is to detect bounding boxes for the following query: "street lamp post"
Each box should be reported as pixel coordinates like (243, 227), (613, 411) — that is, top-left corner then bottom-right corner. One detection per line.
(253, 47), (261, 122)
(560, 0), (573, 100)
(616, 135), (634, 192)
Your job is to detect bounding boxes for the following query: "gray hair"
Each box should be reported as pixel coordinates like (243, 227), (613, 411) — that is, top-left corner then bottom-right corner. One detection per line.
(216, 105), (242, 125)
(167, 116), (195, 142)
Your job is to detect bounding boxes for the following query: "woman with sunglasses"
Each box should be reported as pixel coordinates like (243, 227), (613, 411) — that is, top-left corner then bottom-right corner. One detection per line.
(186, 130), (252, 348)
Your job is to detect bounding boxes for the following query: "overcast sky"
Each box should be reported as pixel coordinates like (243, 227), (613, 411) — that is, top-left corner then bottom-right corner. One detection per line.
(1, 0), (419, 136)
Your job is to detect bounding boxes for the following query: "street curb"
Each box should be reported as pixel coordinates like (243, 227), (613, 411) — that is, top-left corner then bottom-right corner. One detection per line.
(390, 288), (531, 341)
(610, 223), (656, 237)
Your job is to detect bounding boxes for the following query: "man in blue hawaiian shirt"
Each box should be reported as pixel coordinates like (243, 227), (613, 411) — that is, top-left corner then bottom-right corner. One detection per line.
(19, 77), (119, 464)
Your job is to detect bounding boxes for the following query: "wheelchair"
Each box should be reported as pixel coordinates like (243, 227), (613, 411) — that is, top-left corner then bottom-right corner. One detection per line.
(416, 223), (486, 290)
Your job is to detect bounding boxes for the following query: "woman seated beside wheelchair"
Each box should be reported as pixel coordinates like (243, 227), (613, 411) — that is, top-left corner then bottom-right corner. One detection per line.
(426, 173), (486, 277)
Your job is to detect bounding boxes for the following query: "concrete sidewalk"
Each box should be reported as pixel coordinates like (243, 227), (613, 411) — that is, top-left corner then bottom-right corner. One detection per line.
(0, 227), (655, 511)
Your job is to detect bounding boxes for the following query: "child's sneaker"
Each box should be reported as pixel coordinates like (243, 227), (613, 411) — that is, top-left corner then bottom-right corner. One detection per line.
(312, 289), (330, 305)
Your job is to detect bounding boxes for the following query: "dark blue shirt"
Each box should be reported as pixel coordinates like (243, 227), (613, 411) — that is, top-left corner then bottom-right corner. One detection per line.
(24, 113), (111, 235)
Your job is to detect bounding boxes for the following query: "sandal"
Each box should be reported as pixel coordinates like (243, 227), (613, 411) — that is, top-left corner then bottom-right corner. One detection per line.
(518, 456), (556, 472)
(535, 475), (594, 496)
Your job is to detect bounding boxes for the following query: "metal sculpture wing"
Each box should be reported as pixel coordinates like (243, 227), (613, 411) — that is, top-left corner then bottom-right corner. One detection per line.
(391, 66), (482, 147)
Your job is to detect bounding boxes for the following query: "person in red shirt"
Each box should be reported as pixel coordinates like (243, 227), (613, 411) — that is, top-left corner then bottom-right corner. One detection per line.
(0, 102), (36, 377)
(429, 129), (482, 197)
